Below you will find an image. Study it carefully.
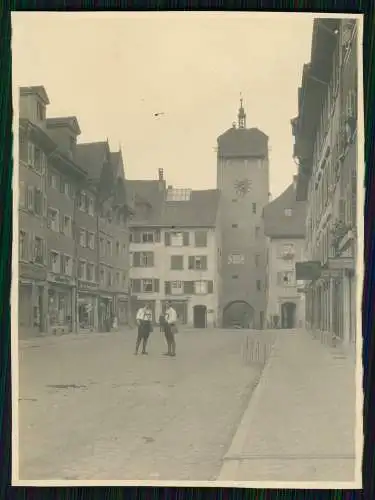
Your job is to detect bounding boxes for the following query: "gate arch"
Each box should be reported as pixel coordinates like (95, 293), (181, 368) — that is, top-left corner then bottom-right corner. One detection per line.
(223, 301), (254, 329)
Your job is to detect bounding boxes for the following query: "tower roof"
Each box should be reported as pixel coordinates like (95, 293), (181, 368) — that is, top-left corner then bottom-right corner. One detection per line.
(217, 126), (268, 158)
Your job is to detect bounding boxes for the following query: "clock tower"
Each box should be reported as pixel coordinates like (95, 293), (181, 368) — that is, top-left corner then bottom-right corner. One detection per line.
(217, 100), (269, 329)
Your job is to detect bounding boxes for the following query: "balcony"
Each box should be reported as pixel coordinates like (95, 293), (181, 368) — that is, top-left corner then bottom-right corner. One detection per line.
(281, 251), (295, 260)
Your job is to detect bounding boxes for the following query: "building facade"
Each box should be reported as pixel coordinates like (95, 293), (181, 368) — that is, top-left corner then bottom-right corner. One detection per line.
(263, 177), (307, 329)
(217, 101), (269, 328)
(128, 173), (222, 328)
(292, 18), (358, 349)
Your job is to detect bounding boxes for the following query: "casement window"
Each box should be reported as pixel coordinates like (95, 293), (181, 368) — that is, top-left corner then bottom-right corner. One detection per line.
(183, 281), (194, 294)
(256, 280), (261, 291)
(194, 231), (207, 247)
(115, 272), (120, 285)
(61, 255), (72, 276)
(48, 173), (59, 190)
(19, 230), (27, 260)
(278, 243), (295, 258)
(34, 147), (44, 174)
(27, 186), (34, 212)
(171, 255), (184, 270)
(100, 266), (105, 285)
(228, 253), (244, 265)
(27, 142), (35, 167)
(86, 263), (95, 282)
(47, 208), (60, 232)
(122, 243), (127, 256)
(133, 251), (154, 268)
(107, 239), (112, 256)
(188, 255), (208, 270)
(78, 260), (86, 280)
(87, 232), (95, 250)
(194, 280), (213, 294)
(88, 197), (95, 216)
(33, 236), (44, 265)
(171, 281), (183, 295)
(142, 231), (154, 243)
(79, 192), (87, 211)
(277, 271), (295, 286)
(100, 238), (105, 257)
(131, 278), (160, 294)
(116, 241), (120, 256)
(63, 216), (73, 237)
(79, 229), (86, 247)
(34, 189), (43, 216)
(49, 251), (60, 273)
(36, 101), (45, 121)
(255, 254), (260, 267)
(252, 203), (257, 214)
(165, 231), (189, 247)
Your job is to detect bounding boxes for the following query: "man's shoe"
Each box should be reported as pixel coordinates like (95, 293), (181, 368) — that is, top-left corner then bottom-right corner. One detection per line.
(142, 351), (148, 355)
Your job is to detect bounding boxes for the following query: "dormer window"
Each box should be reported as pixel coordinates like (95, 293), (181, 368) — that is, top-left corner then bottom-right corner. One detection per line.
(36, 102), (45, 121)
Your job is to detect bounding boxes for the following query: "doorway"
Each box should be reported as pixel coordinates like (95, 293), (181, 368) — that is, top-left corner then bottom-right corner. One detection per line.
(193, 305), (207, 328)
(281, 302), (297, 329)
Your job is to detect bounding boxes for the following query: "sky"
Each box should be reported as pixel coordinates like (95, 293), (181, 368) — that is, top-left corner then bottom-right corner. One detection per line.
(12, 12), (314, 198)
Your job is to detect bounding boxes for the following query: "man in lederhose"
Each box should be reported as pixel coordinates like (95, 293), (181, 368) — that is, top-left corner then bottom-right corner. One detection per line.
(134, 302), (153, 355)
(163, 301), (177, 357)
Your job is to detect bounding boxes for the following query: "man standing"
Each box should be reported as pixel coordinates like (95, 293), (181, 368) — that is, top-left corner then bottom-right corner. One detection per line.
(164, 302), (177, 357)
(134, 302), (153, 355)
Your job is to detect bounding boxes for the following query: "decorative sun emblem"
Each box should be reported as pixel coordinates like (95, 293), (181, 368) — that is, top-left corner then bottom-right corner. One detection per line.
(234, 178), (252, 197)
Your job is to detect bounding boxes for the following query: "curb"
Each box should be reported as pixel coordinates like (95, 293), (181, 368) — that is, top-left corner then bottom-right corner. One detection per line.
(217, 332), (281, 481)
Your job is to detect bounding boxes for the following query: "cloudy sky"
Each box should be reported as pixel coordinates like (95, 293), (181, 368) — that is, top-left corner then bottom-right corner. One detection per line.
(12, 12), (314, 198)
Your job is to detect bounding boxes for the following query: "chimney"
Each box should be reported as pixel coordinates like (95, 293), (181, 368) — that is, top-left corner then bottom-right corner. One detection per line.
(293, 175), (298, 190)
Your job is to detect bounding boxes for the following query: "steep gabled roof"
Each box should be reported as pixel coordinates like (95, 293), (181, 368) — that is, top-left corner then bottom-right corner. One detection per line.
(263, 182), (306, 238)
(75, 141), (110, 181)
(217, 127), (268, 158)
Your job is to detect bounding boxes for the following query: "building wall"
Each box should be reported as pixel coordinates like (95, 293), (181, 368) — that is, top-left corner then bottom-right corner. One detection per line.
(129, 227), (220, 327)
(217, 156), (269, 327)
(266, 237), (305, 328)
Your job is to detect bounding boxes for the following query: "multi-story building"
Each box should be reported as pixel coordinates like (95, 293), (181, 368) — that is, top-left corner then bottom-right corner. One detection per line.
(292, 18), (358, 349)
(216, 100), (269, 328)
(45, 116), (86, 334)
(128, 170), (222, 328)
(18, 86), (54, 338)
(263, 176), (307, 329)
(75, 142), (131, 331)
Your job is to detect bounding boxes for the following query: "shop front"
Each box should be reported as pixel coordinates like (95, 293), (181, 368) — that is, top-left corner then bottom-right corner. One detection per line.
(47, 274), (75, 335)
(99, 294), (114, 332)
(77, 280), (99, 332)
(19, 263), (47, 338)
(117, 294), (129, 327)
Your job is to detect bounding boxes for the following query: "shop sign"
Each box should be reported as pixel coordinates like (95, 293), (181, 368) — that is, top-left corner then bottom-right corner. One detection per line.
(295, 261), (321, 281)
(48, 272), (73, 285)
(78, 280), (98, 291)
(20, 262), (46, 281)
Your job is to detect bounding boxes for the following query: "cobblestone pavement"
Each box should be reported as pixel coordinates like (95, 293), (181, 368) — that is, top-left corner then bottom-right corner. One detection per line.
(18, 328), (262, 481)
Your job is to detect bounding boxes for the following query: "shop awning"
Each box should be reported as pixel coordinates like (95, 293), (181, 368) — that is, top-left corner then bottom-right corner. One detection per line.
(295, 261), (322, 281)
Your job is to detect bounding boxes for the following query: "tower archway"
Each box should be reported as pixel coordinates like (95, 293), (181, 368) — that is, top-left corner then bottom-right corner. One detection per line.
(223, 301), (254, 329)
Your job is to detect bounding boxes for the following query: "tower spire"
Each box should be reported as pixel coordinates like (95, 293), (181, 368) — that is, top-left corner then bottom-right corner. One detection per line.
(238, 93), (246, 129)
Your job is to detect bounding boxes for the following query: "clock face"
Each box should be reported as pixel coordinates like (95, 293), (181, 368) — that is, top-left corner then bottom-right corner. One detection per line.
(234, 178), (252, 197)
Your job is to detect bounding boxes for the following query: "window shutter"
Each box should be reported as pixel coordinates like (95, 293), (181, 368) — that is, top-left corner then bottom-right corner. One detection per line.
(165, 281), (171, 295)
(133, 252), (141, 267)
(149, 252), (155, 267)
(184, 281), (194, 294)
(59, 213), (64, 233)
(154, 279), (160, 293)
(207, 280), (214, 294)
(165, 232), (171, 246)
(188, 256), (194, 270)
(27, 186), (34, 211)
(134, 230), (141, 243)
(29, 233), (35, 262)
(183, 232), (190, 246)
(132, 279), (141, 293)
(202, 256), (208, 270)
(155, 230), (161, 242)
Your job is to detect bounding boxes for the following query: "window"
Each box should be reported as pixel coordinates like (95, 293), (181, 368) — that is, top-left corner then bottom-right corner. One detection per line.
(171, 255), (184, 270)
(279, 243), (295, 258)
(48, 173), (59, 190)
(284, 208), (293, 217)
(62, 255), (72, 276)
(87, 263), (95, 282)
(19, 231), (27, 260)
(79, 229), (86, 247)
(100, 238), (105, 257)
(116, 272), (120, 285)
(171, 232), (183, 247)
(255, 254), (260, 267)
(34, 147), (45, 174)
(228, 253), (244, 265)
(49, 251), (60, 273)
(277, 271), (295, 286)
(255, 226), (260, 238)
(142, 279), (154, 293)
(116, 241), (120, 256)
(232, 224), (238, 228)
(27, 142), (35, 166)
(194, 231), (207, 247)
(63, 216), (73, 237)
(188, 255), (208, 270)
(107, 240), (112, 256)
(171, 281), (183, 295)
(133, 251), (154, 268)
(34, 237), (44, 265)
(87, 232), (95, 250)
(69, 136), (76, 151)
(194, 280), (208, 294)
(252, 203), (257, 214)
(34, 189), (43, 216)
(107, 209), (113, 223)
(47, 208), (60, 232)
(88, 197), (95, 216)
(19, 182), (26, 209)
(64, 181), (71, 197)
(78, 260), (86, 280)
(36, 101), (45, 121)
(122, 243), (127, 256)
(79, 192), (86, 211)
(100, 267), (105, 285)
(27, 186), (34, 212)
(256, 280), (261, 291)
(183, 281), (195, 294)
(142, 231), (154, 243)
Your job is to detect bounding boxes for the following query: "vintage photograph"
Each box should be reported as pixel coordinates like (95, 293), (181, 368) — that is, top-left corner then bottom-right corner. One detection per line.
(11, 12), (362, 486)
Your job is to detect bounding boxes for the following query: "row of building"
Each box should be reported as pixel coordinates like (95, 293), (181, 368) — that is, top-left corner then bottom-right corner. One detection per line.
(292, 17), (358, 350)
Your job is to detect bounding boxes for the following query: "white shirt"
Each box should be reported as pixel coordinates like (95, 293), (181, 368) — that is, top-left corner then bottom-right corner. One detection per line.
(136, 307), (152, 322)
(165, 307), (177, 324)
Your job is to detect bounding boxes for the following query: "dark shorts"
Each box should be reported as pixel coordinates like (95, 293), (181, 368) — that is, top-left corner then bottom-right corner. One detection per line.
(138, 321), (152, 337)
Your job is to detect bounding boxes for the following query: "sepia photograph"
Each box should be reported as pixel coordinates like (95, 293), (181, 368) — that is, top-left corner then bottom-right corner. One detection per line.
(11, 12), (363, 487)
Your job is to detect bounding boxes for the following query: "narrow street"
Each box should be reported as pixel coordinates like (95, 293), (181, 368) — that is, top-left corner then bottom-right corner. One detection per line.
(18, 329), (261, 481)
